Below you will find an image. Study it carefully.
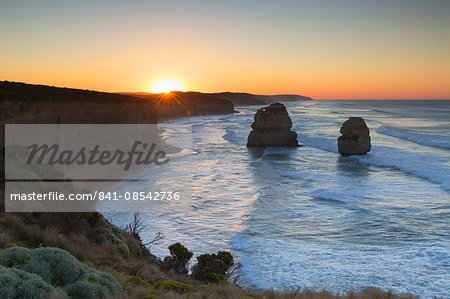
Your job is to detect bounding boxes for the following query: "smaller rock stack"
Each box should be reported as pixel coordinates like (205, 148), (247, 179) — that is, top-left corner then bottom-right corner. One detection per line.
(337, 117), (371, 156)
(247, 103), (299, 147)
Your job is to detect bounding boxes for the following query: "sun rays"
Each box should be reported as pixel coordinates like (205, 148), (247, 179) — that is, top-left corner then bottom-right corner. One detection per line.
(150, 78), (185, 94)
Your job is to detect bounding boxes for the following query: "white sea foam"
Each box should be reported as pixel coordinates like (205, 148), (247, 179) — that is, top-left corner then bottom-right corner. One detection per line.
(231, 233), (450, 298)
(377, 125), (450, 149)
(166, 148), (197, 158)
(310, 188), (350, 204)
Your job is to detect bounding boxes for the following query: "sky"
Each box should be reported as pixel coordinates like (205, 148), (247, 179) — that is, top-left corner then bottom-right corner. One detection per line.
(1, 0), (449, 99)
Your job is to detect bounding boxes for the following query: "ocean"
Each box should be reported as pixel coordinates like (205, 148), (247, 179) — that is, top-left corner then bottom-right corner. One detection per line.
(108, 100), (450, 298)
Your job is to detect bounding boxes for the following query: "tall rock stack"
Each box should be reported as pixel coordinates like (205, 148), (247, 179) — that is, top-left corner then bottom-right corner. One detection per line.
(247, 103), (299, 147)
(337, 117), (371, 156)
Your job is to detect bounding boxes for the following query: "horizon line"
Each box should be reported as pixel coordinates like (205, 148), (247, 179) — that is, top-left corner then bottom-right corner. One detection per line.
(2, 80), (449, 101)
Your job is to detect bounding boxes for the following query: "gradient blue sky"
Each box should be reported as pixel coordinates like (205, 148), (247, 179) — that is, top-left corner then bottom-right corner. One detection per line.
(1, 0), (449, 99)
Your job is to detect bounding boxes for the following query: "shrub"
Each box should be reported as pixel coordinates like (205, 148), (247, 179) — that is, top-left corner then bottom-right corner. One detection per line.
(162, 243), (193, 274)
(0, 265), (55, 299)
(64, 270), (123, 298)
(192, 251), (234, 284)
(105, 225), (130, 259)
(0, 247), (122, 298)
(160, 280), (194, 294)
(204, 272), (228, 284)
(127, 275), (153, 288)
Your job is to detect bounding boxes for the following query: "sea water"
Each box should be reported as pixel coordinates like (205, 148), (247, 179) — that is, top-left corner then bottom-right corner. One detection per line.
(108, 100), (450, 298)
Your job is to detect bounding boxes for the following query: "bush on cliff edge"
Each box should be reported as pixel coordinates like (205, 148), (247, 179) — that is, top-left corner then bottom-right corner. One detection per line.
(162, 242), (193, 275)
(192, 251), (234, 284)
(0, 246), (122, 298)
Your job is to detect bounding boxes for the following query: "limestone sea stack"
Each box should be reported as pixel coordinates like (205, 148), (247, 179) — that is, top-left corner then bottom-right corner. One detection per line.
(247, 103), (299, 147)
(337, 117), (371, 156)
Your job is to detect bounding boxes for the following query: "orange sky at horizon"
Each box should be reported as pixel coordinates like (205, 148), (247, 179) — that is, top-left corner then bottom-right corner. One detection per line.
(1, 1), (449, 100)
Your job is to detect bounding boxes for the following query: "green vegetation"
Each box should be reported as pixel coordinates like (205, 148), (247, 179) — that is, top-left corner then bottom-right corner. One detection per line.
(0, 264), (55, 299)
(105, 225), (130, 259)
(191, 251), (234, 284)
(162, 242), (193, 274)
(159, 280), (194, 294)
(0, 247), (122, 298)
(127, 275), (153, 288)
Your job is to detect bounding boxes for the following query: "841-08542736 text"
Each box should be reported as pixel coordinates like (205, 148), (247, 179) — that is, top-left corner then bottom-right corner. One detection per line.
(97, 191), (180, 201)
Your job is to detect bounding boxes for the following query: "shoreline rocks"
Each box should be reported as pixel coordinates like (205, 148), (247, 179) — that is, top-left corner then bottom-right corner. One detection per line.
(337, 117), (371, 156)
(247, 103), (299, 147)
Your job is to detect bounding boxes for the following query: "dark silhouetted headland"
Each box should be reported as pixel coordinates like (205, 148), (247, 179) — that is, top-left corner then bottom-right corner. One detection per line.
(210, 92), (312, 106)
(126, 91), (236, 121)
(125, 91), (312, 121)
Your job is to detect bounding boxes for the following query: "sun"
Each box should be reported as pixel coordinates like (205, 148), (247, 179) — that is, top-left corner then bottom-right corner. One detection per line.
(150, 78), (185, 94)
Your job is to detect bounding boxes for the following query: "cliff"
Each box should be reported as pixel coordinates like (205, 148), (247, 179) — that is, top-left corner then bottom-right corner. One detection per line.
(211, 92), (312, 106)
(0, 81), (158, 146)
(126, 91), (312, 120)
(125, 91), (236, 121)
(0, 82), (311, 143)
